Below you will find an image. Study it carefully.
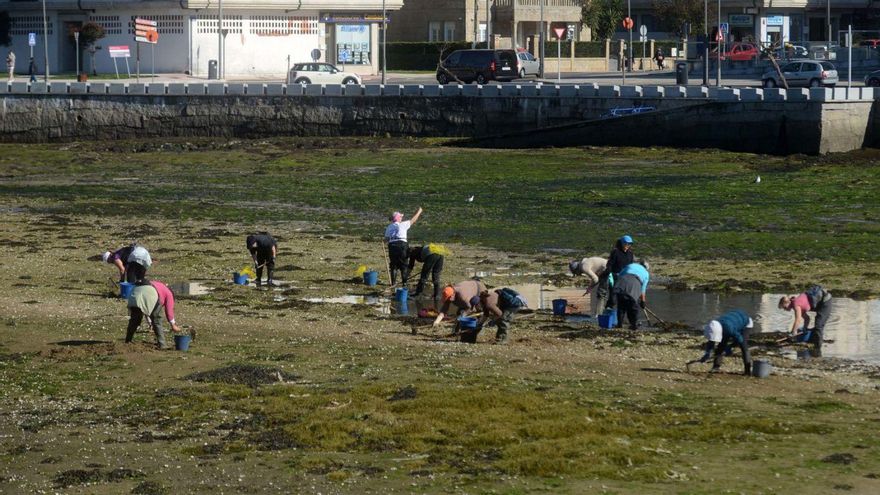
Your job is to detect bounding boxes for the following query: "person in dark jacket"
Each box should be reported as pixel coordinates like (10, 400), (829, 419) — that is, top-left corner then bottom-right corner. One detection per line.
(407, 244), (444, 300)
(698, 309), (754, 375)
(101, 244), (136, 282)
(246, 233), (277, 287)
(28, 57), (37, 83)
(603, 235), (635, 310)
(612, 260), (649, 330)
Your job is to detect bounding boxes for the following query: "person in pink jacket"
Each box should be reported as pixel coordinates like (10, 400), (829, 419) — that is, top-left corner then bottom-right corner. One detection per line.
(126, 279), (182, 349)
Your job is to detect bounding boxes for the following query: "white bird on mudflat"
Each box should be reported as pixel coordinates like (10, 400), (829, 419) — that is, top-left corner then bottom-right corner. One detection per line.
(467, 195), (475, 203)
(754, 176), (761, 184)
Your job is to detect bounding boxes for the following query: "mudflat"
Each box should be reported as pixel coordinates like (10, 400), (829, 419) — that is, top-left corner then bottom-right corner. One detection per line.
(0, 139), (878, 494)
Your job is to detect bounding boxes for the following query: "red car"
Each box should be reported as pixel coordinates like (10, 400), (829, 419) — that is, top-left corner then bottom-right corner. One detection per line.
(712, 42), (759, 61)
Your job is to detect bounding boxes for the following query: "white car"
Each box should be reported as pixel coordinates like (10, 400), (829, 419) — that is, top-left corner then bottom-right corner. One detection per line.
(289, 63), (361, 85)
(516, 50), (540, 78)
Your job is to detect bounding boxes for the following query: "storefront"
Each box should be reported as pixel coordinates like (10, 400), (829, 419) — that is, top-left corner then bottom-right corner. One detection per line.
(320, 13), (385, 74)
(728, 14), (756, 43)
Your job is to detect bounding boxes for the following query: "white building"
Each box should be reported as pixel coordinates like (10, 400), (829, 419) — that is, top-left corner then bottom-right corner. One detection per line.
(1, 0), (402, 78)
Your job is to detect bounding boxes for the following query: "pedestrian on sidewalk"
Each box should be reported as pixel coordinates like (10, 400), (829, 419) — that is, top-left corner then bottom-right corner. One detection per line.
(28, 57), (37, 83)
(6, 50), (15, 82)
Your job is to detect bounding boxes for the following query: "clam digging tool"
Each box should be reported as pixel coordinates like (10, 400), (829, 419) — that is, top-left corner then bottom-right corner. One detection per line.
(776, 332), (804, 344)
(645, 307), (667, 326)
(380, 239), (393, 293)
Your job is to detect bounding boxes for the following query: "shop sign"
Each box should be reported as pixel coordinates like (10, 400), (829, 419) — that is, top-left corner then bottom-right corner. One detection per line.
(729, 14), (754, 27)
(321, 13), (389, 24)
(766, 15), (784, 26)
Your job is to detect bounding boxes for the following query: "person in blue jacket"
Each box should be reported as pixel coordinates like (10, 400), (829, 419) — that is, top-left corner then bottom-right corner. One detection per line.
(698, 309), (754, 375)
(612, 259), (649, 330)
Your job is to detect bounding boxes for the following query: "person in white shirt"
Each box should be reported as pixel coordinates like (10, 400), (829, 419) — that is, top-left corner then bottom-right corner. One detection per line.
(383, 207), (422, 287)
(569, 256), (608, 317)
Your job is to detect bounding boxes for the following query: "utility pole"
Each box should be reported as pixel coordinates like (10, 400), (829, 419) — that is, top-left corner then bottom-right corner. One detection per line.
(539, 0), (544, 78)
(703, 0), (708, 86)
(716, 0), (721, 87)
(473, 0), (478, 48)
(381, 0), (386, 84)
(41, 0), (49, 81)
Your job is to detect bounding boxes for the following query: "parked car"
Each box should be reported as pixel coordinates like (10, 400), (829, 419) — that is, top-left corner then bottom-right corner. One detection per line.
(711, 42), (759, 61)
(436, 49), (519, 84)
(516, 50), (540, 78)
(864, 69), (880, 86)
(775, 44), (809, 59)
(762, 60), (838, 88)
(860, 39), (880, 49)
(289, 63), (361, 85)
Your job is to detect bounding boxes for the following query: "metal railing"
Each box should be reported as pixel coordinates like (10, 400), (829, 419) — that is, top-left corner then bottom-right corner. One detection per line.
(494, 0), (581, 8)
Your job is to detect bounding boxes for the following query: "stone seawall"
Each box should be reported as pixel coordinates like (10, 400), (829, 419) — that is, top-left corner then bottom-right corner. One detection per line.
(0, 94), (697, 143)
(0, 82), (877, 154)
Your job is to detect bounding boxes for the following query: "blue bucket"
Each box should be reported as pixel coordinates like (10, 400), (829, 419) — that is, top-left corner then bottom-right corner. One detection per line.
(119, 282), (134, 299)
(395, 288), (409, 301)
(232, 272), (249, 285)
(552, 298), (567, 316)
(796, 331), (812, 343)
(598, 311), (617, 329)
(174, 334), (191, 352)
(458, 317), (478, 330)
(363, 270), (379, 286)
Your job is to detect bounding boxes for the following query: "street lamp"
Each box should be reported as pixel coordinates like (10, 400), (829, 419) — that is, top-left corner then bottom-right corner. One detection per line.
(41, 0), (49, 81)
(716, 0), (721, 86)
(218, 0), (223, 79)
(382, 0), (387, 84)
(627, 0), (632, 73)
(703, 0), (708, 86)
(827, 0), (832, 60)
(539, 0), (544, 78)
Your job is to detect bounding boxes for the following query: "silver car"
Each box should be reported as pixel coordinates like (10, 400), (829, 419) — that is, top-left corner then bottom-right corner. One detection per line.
(761, 60), (838, 88)
(516, 50), (540, 79)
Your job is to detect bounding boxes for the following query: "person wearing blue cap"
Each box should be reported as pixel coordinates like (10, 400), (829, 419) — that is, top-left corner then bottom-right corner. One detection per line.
(602, 235), (635, 311)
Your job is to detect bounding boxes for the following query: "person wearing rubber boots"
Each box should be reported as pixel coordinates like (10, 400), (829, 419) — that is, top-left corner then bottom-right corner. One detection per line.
(569, 256), (608, 317)
(779, 285), (833, 348)
(246, 233), (277, 287)
(476, 287), (526, 344)
(612, 260), (650, 330)
(697, 309), (754, 375)
(384, 207), (423, 287)
(408, 244), (445, 301)
(126, 279), (181, 349)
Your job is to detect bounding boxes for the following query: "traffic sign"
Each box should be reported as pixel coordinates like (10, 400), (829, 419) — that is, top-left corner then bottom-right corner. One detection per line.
(567, 24), (575, 40)
(553, 27), (566, 39)
(134, 18), (159, 44)
(109, 45), (131, 58)
(339, 49), (351, 63)
(640, 35), (647, 43)
(622, 17), (634, 31)
(28, 33), (36, 47)
(720, 22), (729, 34)
(639, 25), (647, 37)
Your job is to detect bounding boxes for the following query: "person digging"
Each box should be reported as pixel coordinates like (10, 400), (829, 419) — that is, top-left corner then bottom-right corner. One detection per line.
(473, 287), (527, 344)
(246, 233), (277, 287)
(408, 244), (445, 301)
(690, 309), (754, 376)
(432, 279), (487, 333)
(126, 279), (182, 350)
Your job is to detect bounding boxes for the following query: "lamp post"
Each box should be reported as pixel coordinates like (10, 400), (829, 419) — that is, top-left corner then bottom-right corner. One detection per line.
(41, 0), (49, 81)
(627, 0), (632, 72)
(539, 0), (544, 78)
(703, 0), (708, 86)
(486, 0), (491, 48)
(716, 0), (721, 86)
(218, 0), (223, 79)
(382, 0), (386, 84)
(827, 0), (832, 60)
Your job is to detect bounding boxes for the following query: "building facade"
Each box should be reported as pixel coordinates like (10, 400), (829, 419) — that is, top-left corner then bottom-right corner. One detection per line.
(387, 0), (587, 52)
(1, 0), (403, 77)
(621, 0), (880, 47)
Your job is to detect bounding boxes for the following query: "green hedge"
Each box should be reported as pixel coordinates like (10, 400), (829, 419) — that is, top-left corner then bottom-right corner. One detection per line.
(383, 42), (488, 71)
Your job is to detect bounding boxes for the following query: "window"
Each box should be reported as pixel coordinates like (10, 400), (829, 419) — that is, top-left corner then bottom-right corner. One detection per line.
(335, 24), (370, 65)
(250, 16), (319, 36)
(781, 63), (801, 72)
(129, 15), (184, 35)
(443, 21), (456, 41)
(429, 21), (441, 42)
(445, 51), (461, 65)
(89, 16), (122, 35)
(10, 16), (53, 35)
(479, 22), (487, 42)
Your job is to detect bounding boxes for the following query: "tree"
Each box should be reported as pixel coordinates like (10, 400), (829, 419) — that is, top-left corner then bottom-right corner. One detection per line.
(582, 0), (625, 41)
(652, 0), (717, 39)
(69, 22), (106, 75)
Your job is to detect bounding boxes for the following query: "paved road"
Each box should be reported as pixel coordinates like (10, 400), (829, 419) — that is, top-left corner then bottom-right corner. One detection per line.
(29, 69), (867, 88)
